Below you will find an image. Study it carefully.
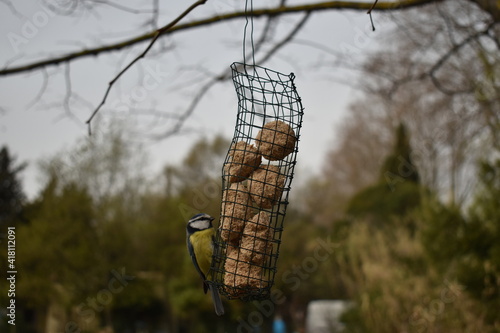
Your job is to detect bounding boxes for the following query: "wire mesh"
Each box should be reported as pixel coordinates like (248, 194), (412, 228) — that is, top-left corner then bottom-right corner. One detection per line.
(210, 62), (304, 301)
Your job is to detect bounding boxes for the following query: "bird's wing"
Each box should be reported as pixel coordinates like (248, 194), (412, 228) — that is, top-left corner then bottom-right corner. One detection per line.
(187, 236), (209, 293)
(211, 234), (218, 254)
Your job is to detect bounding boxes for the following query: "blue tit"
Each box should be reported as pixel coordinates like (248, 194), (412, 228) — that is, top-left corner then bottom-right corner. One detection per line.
(186, 213), (225, 316)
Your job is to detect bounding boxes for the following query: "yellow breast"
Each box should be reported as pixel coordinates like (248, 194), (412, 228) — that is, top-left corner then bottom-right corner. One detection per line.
(190, 228), (214, 277)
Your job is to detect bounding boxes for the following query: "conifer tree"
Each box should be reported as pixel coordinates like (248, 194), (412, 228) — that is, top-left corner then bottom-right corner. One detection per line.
(380, 123), (420, 186)
(0, 146), (26, 228)
(457, 158), (500, 324)
(346, 123), (421, 226)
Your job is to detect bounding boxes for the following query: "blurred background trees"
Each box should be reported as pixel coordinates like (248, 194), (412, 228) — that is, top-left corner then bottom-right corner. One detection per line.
(3, 119), (499, 332)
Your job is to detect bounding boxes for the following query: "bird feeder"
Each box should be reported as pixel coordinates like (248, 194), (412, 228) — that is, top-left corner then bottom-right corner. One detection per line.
(210, 62), (304, 301)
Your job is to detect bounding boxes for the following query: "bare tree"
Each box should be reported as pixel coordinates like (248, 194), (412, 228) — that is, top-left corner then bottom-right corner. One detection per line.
(4, 0), (497, 137)
(314, 0), (499, 209)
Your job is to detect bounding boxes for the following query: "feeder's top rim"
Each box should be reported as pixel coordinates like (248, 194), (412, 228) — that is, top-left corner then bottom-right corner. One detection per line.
(231, 62), (295, 81)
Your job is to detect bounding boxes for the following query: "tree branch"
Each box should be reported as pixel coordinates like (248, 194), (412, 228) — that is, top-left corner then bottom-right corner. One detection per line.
(469, 0), (500, 22)
(85, 0), (207, 134)
(26, 68), (49, 109)
(0, 0), (440, 77)
(256, 12), (312, 65)
(429, 21), (497, 95)
(0, 0), (24, 19)
(155, 12), (313, 139)
(367, 0), (379, 31)
(88, 0), (155, 14)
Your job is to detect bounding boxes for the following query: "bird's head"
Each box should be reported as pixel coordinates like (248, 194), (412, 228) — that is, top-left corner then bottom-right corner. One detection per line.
(187, 213), (215, 233)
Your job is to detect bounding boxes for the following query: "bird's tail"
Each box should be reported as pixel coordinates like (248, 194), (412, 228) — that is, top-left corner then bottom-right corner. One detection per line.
(208, 283), (225, 316)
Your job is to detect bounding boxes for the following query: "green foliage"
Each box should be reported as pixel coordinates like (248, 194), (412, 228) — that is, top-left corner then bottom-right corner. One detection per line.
(277, 214), (341, 300)
(330, 125), (500, 332)
(112, 277), (158, 309)
(336, 218), (490, 333)
(418, 158), (500, 326)
(0, 146), (27, 332)
(456, 159), (500, 324)
(12, 132), (235, 332)
(337, 157), (500, 332)
(0, 146), (26, 227)
(379, 123), (420, 185)
(347, 181), (421, 223)
(419, 198), (466, 273)
(181, 134), (228, 183)
(346, 123), (422, 229)
(10, 123), (499, 332)
(39, 121), (150, 203)
(18, 179), (103, 308)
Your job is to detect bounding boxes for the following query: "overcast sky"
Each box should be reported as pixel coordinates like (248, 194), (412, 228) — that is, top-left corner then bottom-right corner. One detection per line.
(0, 1), (392, 199)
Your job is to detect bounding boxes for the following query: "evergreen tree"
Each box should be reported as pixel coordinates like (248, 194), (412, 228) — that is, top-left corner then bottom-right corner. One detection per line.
(17, 178), (103, 307)
(0, 146), (26, 228)
(0, 146), (27, 332)
(457, 158), (500, 324)
(346, 123), (421, 227)
(419, 157), (500, 327)
(379, 122), (420, 186)
(419, 198), (466, 273)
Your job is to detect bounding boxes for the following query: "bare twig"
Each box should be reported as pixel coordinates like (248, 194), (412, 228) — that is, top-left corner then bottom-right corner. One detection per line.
(256, 12), (311, 65)
(155, 11), (312, 139)
(486, 29), (500, 50)
(367, 0), (379, 13)
(63, 63), (80, 124)
(150, 0), (160, 30)
(105, 107), (184, 119)
(253, 11), (278, 55)
(0, 0), (440, 77)
(26, 68), (49, 109)
(430, 21), (497, 95)
(367, 0), (379, 31)
(157, 79), (218, 139)
(0, 0), (24, 19)
(41, 0), (78, 16)
(469, 0), (500, 22)
(292, 38), (344, 58)
(85, 0), (207, 135)
(44, 0), (153, 17)
(88, 0), (154, 14)
(72, 94), (96, 111)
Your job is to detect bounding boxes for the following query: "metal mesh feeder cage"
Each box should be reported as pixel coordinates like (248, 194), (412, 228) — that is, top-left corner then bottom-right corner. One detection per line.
(210, 62), (304, 301)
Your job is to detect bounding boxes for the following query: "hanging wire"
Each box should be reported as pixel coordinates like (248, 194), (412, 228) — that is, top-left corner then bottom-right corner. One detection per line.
(243, 0), (256, 67)
(209, 0), (305, 301)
